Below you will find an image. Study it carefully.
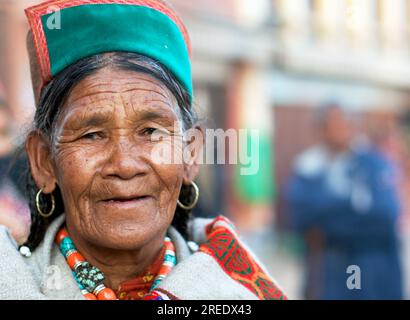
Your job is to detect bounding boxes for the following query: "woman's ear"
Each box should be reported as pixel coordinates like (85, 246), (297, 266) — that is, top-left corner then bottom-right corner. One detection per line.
(182, 125), (204, 184)
(25, 131), (57, 194)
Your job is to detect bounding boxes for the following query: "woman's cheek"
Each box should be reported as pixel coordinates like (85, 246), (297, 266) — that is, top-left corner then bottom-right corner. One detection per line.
(54, 145), (100, 190)
(147, 137), (185, 166)
(156, 164), (184, 200)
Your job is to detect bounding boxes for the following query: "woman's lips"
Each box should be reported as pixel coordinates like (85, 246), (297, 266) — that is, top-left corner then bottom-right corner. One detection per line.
(99, 195), (152, 209)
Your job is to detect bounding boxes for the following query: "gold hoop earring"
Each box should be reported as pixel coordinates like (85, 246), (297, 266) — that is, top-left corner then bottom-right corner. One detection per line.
(177, 181), (199, 211)
(36, 188), (55, 218)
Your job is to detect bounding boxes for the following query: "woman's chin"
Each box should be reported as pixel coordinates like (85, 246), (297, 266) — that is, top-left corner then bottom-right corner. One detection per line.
(88, 219), (165, 250)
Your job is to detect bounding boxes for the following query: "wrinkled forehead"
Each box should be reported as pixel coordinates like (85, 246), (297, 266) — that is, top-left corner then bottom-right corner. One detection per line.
(56, 67), (181, 128)
(70, 68), (175, 103)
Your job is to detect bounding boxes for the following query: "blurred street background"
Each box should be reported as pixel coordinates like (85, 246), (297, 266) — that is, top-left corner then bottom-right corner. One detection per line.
(3, 0), (410, 299)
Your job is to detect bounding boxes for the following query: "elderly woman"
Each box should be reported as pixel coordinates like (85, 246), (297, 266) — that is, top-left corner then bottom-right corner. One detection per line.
(0, 0), (286, 300)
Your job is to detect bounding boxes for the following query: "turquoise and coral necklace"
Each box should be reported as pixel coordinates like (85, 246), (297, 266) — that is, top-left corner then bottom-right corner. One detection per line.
(55, 228), (176, 300)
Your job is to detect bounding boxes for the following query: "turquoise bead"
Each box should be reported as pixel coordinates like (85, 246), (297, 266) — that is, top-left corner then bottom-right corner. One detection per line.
(59, 237), (75, 256)
(72, 271), (85, 290)
(164, 254), (176, 264)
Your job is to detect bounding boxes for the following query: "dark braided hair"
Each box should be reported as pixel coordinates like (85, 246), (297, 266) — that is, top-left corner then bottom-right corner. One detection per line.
(22, 52), (198, 251)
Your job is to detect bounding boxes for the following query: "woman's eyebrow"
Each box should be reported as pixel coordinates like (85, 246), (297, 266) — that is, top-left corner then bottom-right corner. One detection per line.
(66, 109), (178, 129)
(68, 113), (110, 129)
(138, 110), (177, 122)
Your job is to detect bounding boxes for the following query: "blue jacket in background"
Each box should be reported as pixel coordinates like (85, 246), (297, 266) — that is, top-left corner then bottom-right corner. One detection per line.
(287, 144), (403, 299)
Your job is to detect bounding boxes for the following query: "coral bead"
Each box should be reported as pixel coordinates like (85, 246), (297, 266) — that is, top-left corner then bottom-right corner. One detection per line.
(84, 293), (97, 300)
(67, 252), (85, 269)
(97, 288), (117, 300)
(55, 229), (69, 245)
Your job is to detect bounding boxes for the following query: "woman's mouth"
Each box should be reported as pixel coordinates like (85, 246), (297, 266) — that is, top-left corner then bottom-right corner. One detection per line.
(99, 195), (152, 209)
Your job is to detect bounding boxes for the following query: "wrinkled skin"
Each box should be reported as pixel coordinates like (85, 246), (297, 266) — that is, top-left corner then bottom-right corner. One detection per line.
(26, 67), (202, 289)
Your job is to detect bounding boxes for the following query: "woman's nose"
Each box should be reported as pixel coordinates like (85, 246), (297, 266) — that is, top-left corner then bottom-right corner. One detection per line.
(101, 137), (149, 180)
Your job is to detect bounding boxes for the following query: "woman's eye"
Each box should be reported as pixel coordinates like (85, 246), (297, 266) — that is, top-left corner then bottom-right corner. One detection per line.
(142, 127), (170, 136)
(81, 132), (103, 140)
(140, 127), (171, 142)
(142, 127), (157, 135)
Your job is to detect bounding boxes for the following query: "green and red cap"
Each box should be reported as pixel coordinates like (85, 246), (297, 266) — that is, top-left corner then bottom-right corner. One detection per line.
(25, 0), (192, 104)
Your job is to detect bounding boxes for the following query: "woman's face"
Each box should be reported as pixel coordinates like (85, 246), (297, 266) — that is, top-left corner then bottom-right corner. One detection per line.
(48, 67), (187, 250)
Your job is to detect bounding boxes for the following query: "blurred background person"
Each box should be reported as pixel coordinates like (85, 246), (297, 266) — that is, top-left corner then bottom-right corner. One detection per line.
(0, 80), (30, 244)
(286, 104), (403, 299)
